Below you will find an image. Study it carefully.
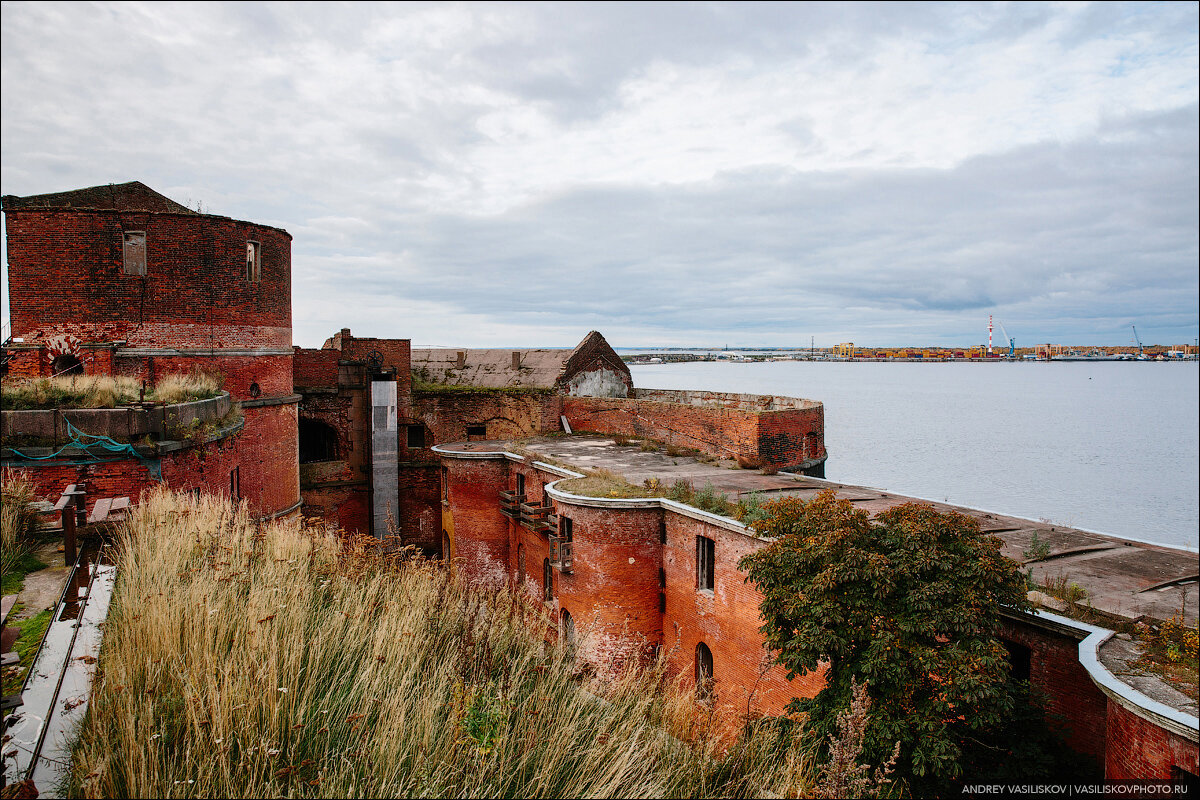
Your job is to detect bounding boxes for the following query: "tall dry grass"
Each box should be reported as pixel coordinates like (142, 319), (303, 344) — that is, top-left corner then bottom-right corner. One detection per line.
(1, 372), (220, 410)
(69, 489), (806, 798)
(1, 469), (41, 583)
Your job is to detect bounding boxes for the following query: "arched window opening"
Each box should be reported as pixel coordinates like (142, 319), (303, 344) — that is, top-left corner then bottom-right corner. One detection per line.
(695, 642), (714, 701)
(299, 418), (339, 463)
(51, 354), (84, 376)
(441, 530), (451, 561)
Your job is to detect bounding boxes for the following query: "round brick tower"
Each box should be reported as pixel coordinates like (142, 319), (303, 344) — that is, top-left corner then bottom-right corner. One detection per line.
(2, 181), (300, 519)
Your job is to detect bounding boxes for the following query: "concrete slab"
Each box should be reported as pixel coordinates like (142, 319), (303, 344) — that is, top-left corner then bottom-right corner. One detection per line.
(1099, 632), (1198, 718)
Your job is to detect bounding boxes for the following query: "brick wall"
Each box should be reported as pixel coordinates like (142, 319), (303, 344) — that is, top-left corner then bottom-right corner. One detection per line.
(293, 348), (341, 389)
(444, 458), (510, 589)
(551, 501), (663, 668)
(5, 209), (291, 348)
(563, 395), (824, 472)
(114, 353), (294, 399)
(998, 617), (1108, 763)
(414, 390), (563, 452)
(236, 402), (301, 517)
(662, 513), (822, 718)
(1105, 701), (1199, 779)
(396, 463), (441, 553)
(444, 453), (821, 718)
(5, 432), (243, 516)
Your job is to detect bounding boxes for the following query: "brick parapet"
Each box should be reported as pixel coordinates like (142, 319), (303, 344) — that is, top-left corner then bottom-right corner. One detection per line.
(562, 393), (825, 472)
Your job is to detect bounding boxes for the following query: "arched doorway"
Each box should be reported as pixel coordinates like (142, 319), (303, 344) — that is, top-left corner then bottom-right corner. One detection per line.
(51, 354), (84, 376)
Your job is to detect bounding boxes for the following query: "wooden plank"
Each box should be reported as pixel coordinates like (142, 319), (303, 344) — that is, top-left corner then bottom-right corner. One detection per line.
(88, 498), (113, 524)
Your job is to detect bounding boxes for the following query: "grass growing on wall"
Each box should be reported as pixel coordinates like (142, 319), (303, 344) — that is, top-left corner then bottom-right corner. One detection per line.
(1, 372), (221, 410)
(68, 488), (808, 798)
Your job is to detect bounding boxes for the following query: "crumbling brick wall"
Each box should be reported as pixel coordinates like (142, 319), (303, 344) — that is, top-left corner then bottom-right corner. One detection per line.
(563, 393), (825, 473)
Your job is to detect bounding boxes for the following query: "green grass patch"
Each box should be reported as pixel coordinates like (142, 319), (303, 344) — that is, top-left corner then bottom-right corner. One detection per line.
(1, 551), (48, 595)
(1, 607), (53, 695)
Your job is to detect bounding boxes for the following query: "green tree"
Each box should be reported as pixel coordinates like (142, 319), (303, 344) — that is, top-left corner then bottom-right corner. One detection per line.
(739, 491), (1033, 789)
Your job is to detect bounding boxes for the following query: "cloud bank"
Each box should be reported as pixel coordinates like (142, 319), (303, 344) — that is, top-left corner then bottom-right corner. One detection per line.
(2, 1), (1196, 347)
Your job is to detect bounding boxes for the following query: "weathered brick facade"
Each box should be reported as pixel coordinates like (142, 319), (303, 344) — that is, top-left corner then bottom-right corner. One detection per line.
(1106, 700), (1199, 779)
(998, 615), (1108, 764)
(439, 446), (1197, 778)
(2, 182), (300, 519)
(564, 389), (826, 474)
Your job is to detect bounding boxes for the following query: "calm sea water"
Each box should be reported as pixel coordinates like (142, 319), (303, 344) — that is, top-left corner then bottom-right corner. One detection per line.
(628, 361), (1200, 551)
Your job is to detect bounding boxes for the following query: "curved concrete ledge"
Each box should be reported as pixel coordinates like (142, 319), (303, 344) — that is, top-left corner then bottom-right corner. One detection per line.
(1, 392), (233, 443)
(1030, 608), (1199, 742)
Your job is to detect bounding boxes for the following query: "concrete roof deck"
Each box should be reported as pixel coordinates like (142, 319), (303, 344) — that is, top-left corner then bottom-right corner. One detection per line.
(448, 434), (1198, 629)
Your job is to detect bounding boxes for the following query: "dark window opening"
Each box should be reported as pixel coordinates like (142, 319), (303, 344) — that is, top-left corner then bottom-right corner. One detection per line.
(442, 530), (451, 561)
(559, 516), (574, 570)
(51, 354), (84, 376)
(1172, 767), (1199, 796)
(561, 608), (576, 652)
(696, 536), (715, 591)
(442, 467), (449, 502)
(123, 231), (146, 275)
(696, 642), (714, 700)
(299, 418), (339, 463)
(406, 424), (426, 449)
(516, 473), (526, 499)
(1002, 639), (1032, 683)
(466, 424), (487, 440)
(230, 467), (240, 500)
(544, 558), (553, 601)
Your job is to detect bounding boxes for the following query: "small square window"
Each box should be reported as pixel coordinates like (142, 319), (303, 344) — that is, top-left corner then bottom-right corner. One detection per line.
(123, 231), (146, 275)
(406, 424), (425, 449)
(696, 536), (715, 591)
(466, 424), (487, 440)
(246, 241), (262, 282)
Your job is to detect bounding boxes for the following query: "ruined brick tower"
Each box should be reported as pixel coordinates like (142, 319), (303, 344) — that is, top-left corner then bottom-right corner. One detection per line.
(2, 181), (300, 518)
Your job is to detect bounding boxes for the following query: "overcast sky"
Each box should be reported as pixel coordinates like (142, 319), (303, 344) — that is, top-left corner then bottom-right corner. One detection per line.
(2, 1), (1197, 348)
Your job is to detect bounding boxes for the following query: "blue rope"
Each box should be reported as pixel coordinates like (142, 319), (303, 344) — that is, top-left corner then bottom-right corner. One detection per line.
(7, 418), (163, 480)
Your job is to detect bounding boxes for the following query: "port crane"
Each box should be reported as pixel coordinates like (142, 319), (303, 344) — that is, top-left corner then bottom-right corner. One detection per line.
(995, 320), (1016, 358)
(1131, 325), (1144, 359)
